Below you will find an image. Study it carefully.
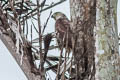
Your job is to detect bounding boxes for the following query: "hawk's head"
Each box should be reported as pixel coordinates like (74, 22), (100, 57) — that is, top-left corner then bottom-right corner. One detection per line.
(51, 12), (66, 20)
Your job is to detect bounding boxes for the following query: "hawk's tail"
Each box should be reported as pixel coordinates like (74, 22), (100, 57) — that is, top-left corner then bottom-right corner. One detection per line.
(43, 33), (53, 61)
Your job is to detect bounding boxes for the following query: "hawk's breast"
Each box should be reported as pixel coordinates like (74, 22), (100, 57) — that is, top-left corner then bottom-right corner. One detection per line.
(55, 18), (72, 49)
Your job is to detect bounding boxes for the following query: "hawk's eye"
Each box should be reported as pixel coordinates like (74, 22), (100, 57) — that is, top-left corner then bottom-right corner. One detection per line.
(51, 15), (54, 18)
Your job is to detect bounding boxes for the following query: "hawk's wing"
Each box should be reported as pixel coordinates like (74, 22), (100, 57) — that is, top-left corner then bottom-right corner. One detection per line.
(55, 18), (71, 38)
(55, 18), (72, 49)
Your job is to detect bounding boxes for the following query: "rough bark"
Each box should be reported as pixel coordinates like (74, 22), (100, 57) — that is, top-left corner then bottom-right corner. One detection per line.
(96, 0), (120, 80)
(70, 0), (96, 80)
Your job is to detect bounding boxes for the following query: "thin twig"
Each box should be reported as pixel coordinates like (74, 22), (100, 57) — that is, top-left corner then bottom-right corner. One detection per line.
(31, 20), (39, 33)
(56, 34), (66, 80)
(22, 17), (25, 34)
(69, 53), (73, 80)
(8, 0), (18, 19)
(46, 72), (52, 80)
(42, 11), (52, 34)
(36, 0), (45, 79)
(63, 27), (69, 80)
(22, 0), (67, 22)
(25, 19), (28, 39)
(31, 24), (32, 44)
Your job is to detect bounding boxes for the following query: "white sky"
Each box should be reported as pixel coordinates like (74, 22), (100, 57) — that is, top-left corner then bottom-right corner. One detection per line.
(0, 40), (27, 80)
(117, 0), (120, 33)
(0, 0), (119, 80)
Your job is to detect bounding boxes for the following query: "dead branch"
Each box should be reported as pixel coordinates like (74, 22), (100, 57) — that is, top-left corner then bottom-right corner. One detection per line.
(0, 29), (40, 80)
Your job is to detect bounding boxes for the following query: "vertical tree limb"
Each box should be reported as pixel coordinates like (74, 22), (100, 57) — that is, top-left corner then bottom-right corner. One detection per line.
(70, 0), (96, 79)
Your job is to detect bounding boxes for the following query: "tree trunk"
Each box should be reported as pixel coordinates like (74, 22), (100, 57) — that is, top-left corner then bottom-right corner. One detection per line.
(96, 0), (120, 80)
(70, 0), (96, 80)
(70, 0), (120, 80)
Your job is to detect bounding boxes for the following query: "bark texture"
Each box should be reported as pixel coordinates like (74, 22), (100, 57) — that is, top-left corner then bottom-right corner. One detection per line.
(70, 0), (96, 80)
(96, 0), (120, 80)
(0, 31), (40, 80)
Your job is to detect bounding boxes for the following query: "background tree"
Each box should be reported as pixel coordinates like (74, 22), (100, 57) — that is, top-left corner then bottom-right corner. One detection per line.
(70, 0), (120, 80)
(96, 0), (120, 80)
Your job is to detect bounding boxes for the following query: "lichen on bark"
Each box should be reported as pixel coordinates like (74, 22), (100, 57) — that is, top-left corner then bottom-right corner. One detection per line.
(96, 0), (119, 80)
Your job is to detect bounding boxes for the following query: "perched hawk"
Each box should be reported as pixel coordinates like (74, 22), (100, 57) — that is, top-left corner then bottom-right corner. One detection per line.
(51, 12), (72, 51)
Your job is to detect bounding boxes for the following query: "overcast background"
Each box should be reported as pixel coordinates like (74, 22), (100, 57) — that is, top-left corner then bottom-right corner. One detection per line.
(0, 0), (119, 80)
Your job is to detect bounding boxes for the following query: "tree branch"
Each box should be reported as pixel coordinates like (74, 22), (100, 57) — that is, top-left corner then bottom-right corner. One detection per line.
(22, 0), (67, 22)
(0, 29), (40, 80)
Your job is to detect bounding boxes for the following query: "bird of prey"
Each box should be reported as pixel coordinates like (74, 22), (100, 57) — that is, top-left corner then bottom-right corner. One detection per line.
(51, 12), (72, 51)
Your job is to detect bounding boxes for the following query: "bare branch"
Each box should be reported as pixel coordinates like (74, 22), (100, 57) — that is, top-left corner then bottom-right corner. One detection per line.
(0, 29), (40, 80)
(42, 11), (52, 34)
(22, 0), (67, 22)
